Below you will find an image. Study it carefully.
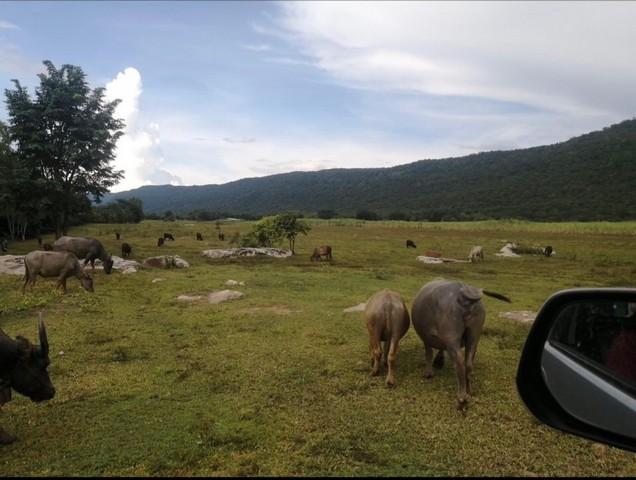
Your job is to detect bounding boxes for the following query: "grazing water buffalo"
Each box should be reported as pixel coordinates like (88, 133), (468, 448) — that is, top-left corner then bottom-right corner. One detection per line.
(0, 316), (55, 445)
(52, 236), (113, 274)
(544, 245), (554, 257)
(364, 289), (410, 387)
(163, 233), (175, 241)
(196, 233), (203, 241)
(411, 279), (510, 409)
(23, 251), (94, 294)
(157, 237), (165, 247)
(218, 232), (225, 241)
(468, 246), (484, 263)
(310, 245), (332, 261)
(406, 240), (417, 248)
(121, 242), (132, 258)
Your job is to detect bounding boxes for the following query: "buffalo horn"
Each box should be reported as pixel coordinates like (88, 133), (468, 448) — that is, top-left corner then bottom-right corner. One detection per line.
(38, 312), (49, 357)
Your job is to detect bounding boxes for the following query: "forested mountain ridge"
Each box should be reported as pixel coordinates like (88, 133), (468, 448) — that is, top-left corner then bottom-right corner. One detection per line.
(106, 119), (636, 221)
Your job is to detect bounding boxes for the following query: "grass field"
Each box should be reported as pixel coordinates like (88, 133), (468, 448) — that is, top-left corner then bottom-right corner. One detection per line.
(1, 219), (635, 476)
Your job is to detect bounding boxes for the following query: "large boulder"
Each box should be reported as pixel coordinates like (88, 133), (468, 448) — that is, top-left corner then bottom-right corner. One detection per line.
(94, 255), (141, 273)
(207, 290), (244, 304)
(202, 248), (292, 259)
(0, 255), (25, 276)
(143, 255), (190, 269)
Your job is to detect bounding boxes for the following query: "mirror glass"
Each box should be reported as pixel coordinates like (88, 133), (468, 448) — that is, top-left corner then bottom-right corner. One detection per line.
(540, 298), (636, 439)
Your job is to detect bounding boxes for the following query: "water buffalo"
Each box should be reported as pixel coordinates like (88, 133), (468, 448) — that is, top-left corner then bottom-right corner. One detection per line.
(163, 233), (175, 241)
(23, 251), (94, 294)
(121, 242), (132, 258)
(364, 289), (410, 387)
(0, 315), (55, 445)
(196, 233), (203, 241)
(157, 237), (165, 247)
(468, 246), (484, 263)
(218, 232), (225, 241)
(411, 279), (510, 409)
(544, 245), (554, 257)
(310, 245), (332, 261)
(406, 240), (417, 248)
(42, 243), (53, 251)
(52, 236), (113, 274)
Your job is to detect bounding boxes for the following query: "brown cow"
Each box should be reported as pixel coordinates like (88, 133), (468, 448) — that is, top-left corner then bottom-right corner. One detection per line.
(364, 289), (410, 387)
(310, 245), (332, 261)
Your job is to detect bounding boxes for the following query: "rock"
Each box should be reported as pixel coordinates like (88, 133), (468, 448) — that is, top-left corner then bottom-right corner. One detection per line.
(225, 279), (245, 286)
(152, 278), (165, 283)
(496, 243), (520, 257)
(417, 256), (444, 264)
(143, 255), (190, 269)
(0, 255), (25, 276)
(202, 248), (292, 259)
(177, 295), (203, 302)
(207, 290), (244, 304)
(343, 303), (367, 313)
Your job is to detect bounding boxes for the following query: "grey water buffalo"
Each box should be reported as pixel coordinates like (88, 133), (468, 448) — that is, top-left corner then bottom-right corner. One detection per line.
(310, 245), (332, 261)
(468, 246), (484, 263)
(0, 316), (55, 445)
(121, 242), (132, 258)
(23, 251), (94, 294)
(411, 279), (510, 409)
(364, 289), (410, 387)
(52, 236), (113, 274)
(406, 240), (417, 248)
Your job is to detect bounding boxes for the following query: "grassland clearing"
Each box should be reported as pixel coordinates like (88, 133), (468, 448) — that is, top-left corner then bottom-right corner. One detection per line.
(0, 219), (635, 476)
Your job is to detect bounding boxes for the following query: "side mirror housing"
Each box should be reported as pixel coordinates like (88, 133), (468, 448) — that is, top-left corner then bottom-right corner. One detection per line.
(517, 288), (636, 453)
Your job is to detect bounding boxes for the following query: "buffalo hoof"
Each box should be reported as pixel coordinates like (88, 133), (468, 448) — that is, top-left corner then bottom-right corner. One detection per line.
(423, 369), (434, 379)
(0, 430), (17, 445)
(456, 395), (470, 411)
(385, 377), (396, 388)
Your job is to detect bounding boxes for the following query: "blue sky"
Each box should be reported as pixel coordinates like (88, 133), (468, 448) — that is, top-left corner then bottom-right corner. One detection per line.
(1, 1), (635, 191)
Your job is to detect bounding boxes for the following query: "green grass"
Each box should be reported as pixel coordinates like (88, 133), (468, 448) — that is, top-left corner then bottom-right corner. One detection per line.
(1, 220), (635, 476)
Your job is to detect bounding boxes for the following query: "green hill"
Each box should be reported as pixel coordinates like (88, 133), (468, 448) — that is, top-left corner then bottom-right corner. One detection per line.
(106, 119), (636, 221)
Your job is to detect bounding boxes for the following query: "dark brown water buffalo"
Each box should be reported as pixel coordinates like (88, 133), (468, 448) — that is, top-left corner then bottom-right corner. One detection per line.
(115, 232), (120, 240)
(163, 233), (175, 241)
(52, 236), (113, 274)
(157, 237), (165, 247)
(406, 239), (417, 248)
(411, 279), (510, 409)
(310, 245), (332, 261)
(23, 251), (94, 294)
(218, 232), (225, 241)
(196, 233), (203, 241)
(364, 289), (410, 387)
(121, 242), (132, 258)
(0, 315), (55, 445)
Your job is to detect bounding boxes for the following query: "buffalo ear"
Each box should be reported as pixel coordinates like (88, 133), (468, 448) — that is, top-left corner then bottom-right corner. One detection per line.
(15, 336), (33, 360)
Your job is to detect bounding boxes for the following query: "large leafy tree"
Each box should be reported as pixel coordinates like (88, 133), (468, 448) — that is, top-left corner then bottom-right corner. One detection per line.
(4, 60), (124, 237)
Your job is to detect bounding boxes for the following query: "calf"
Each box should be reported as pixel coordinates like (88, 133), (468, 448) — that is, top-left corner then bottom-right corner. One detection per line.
(121, 242), (132, 258)
(468, 245), (484, 263)
(0, 316), (55, 445)
(406, 239), (417, 248)
(163, 233), (175, 241)
(411, 279), (510, 409)
(23, 251), (94, 294)
(157, 237), (165, 247)
(310, 245), (332, 261)
(196, 233), (203, 241)
(364, 289), (410, 387)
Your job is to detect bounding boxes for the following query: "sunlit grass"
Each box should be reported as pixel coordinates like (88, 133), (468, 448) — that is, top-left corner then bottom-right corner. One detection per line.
(0, 220), (634, 476)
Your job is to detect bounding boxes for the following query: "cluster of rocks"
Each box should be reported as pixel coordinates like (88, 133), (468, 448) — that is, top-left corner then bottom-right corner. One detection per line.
(0, 255), (25, 276)
(201, 248), (292, 259)
(143, 255), (190, 269)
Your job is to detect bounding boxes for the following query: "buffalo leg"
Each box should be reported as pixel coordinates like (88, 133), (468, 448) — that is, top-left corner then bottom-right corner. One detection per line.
(369, 336), (382, 377)
(447, 346), (469, 408)
(423, 343), (435, 378)
(382, 341), (388, 367)
(433, 350), (445, 369)
(385, 338), (399, 387)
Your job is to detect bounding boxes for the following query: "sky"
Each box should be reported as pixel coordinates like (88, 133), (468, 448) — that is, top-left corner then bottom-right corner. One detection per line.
(1, 1), (635, 192)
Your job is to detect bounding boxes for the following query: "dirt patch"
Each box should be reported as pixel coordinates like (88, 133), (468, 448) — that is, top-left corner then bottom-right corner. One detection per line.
(236, 306), (298, 315)
(499, 310), (537, 324)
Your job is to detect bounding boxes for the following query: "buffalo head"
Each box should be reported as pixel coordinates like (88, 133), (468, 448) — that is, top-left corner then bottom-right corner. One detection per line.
(9, 317), (55, 403)
(103, 256), (114, 274)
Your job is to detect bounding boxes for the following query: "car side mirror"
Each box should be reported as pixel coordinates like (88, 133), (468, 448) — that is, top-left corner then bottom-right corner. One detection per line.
(517, 288), (636, 453)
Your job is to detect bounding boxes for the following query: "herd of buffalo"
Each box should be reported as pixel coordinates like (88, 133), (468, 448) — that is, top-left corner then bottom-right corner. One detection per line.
(0, 229), (525, 445)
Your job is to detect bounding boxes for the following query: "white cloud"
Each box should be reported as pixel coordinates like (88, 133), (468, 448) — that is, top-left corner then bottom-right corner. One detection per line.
(243, 43), (272, 52)
(0, 20), (19, 30)
(273, 2), (636, 117)
(104, 67), (182, 192)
